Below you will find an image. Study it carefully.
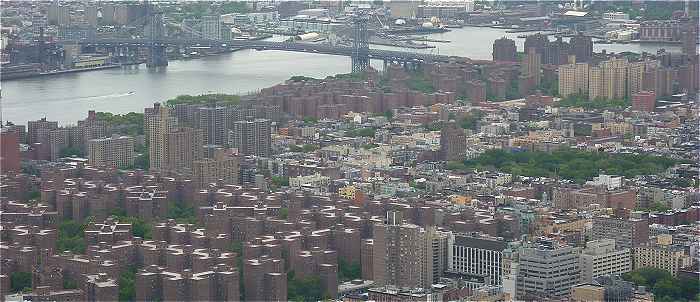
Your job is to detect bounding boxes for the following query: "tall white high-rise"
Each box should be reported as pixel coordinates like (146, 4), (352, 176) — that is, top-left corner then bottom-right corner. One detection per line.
(146, 103), (177, 171)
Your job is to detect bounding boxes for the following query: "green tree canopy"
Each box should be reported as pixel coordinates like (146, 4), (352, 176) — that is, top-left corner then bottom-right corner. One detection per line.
(109, 210), (152, 239)
(133, 153), (149, 170)
(10, 272), (31, 293)
(459, 110), (483, 130)
(557, 93), (629, 110)
(345, 128), (376, 138)
(271, 176), (289, 187)
(623, 267), (699, 302)
(338, 259), (361, 281)
(406, 72), (435, 93)
(59, 146), (84, 158)
(384, 110), (394, 120)
(118, 265), (137, 301)
(165, 94), (240, 107)
(57, 219), (89, 253)
(279, 208), (289, 220)
(460, 149), (678, 183)
(287, 271), (326, 302)
(96, 112), (144, 135)
(167, 201), (198, 225)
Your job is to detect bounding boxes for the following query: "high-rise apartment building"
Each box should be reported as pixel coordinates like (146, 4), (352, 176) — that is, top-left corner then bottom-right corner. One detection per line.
(49, 128), (72, 161)
(589, 58), (628, 100)
(84, 273), (119, 301)
(146, 103), (178, 171)
(28, 118), (58, 144)
(243, 257), (286, 301)
(373, 211), (444, 290)
(85, 5), (98, 27)
(523, 34), (548, 59)
(47, 1), (70, 26)
(678, 62), (699, 93)
(543, 36), (569, 66)
(515, 239), (581, 300)
(3, 123), (26, 144)
(588, 60), (614, 100)
(642, 66), (674, 97)
(502, 243), (526, 300)
(87, 135), (135, 169)
(448, 233), (507, 286)
(592, 216), (649, 250)
(0, 128), (21, 172)
(493, 37), (517, 62)
(166, 127), (204, 172)
(361, 239), (374, 280)
(229, 119), (271, 157)
(77, 110), (109, 149)
(522, 47), (542, 86)
(558, 61), (589, 97)
(570, 32), (593, 63)
(580, 239), (632, 283)
(197, 103), (227, 146)
(627, 60), (658, 96)
(431, 229), (449, 283)
(192, 150), (240, 188)
(439, 120), (466, 161)
(682, 20), (698, 57)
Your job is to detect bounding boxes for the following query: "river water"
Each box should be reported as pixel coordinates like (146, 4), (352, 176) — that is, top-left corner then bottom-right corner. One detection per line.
(1, 27), (681, 125)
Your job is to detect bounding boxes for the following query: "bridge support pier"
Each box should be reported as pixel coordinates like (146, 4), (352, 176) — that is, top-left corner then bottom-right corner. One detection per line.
(147, 45), (168, 68)
(113, 46), (132, 64)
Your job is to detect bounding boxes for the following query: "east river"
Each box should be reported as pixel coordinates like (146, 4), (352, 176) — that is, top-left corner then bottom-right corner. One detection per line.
(1, 27), (681, 125)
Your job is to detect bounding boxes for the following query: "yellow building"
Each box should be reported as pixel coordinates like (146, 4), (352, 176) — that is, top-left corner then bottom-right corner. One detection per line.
(572, 284), (605, 302)
(589, 58), (628, 100)
(522, 47), (542, 86)
(73, 55), (109, 68)
(628, 59), (658, 96)
(606, 122), (632, 136)
(339, 185), (357, 200)
(633, 234), (692, 276)
(449, 195), (472, 205)
(540, 218), (590, 235)
(558, 62), (590, 97)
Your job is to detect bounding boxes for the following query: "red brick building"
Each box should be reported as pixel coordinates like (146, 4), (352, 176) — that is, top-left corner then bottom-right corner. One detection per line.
(631, 91), (656, 112)
(1, 128), (21, 172)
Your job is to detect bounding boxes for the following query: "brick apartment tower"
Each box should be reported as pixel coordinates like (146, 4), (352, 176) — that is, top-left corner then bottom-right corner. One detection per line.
(229, 119), (271, 157)
(1, 128), (21, 172)
(373, 211), (440, 290)
(493, 37), (517, 62)
(439, 120), (466, 161)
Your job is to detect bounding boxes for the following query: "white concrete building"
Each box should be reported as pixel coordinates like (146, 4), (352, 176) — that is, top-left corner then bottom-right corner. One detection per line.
(289, 173), (330, 193)
(579, 239), (632, 283)
(586, 174), (623, 190)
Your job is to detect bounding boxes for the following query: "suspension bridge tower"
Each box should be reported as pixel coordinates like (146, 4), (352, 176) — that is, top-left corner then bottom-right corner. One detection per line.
(351, 11), (370, 73)
(145, 1), (168, 67)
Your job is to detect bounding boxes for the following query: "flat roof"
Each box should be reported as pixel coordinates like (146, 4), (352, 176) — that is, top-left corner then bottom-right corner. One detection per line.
(564, 11), (589, 17)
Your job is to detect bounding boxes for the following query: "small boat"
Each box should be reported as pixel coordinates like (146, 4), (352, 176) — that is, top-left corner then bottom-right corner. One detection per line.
(127, 91), (135, 95)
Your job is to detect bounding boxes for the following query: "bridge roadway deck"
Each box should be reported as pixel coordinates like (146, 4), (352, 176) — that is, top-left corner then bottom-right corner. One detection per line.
(64, 38), (468, 63)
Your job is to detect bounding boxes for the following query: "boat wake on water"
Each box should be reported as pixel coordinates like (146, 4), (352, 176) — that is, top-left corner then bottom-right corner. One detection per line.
(74, 91), (136, 102)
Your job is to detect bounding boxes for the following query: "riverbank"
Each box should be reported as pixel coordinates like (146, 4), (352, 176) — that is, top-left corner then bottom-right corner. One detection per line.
(1, 47), (249, 81)
(2, 26), (681, 124)
(369, 39), (435, 49)
(1, 64), (121, 81)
